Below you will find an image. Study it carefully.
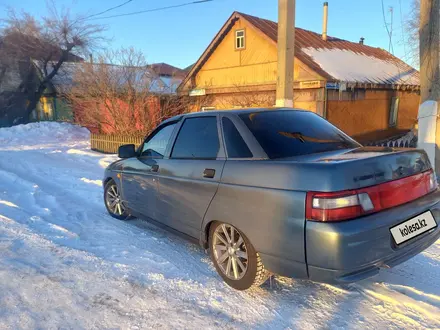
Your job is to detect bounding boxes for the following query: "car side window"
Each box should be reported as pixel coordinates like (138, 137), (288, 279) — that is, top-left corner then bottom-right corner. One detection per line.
(141, 123), (176, 158)
(222, 117), (253, 158)
(171, 117), (219, 159)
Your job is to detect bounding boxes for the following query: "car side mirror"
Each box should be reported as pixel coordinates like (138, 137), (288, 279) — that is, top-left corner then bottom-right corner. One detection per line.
(118, 144), (137, 158)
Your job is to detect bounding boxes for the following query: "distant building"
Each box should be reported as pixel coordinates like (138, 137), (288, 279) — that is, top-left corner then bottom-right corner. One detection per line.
(0, 40), (186, 128)
(0, 32), (83, 127)
(179, 11), (420, 138)
(31, 61), (186, 131)
(46, 61), (187, 134)
(149, 62), (188, 79)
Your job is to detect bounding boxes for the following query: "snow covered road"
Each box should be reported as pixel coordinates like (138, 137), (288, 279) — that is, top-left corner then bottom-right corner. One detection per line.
(1, 122), (440, 329)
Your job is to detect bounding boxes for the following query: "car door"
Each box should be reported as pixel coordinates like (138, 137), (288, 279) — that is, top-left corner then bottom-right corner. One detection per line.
(154, 115), (226, 238)
(121, 122), (178, 221)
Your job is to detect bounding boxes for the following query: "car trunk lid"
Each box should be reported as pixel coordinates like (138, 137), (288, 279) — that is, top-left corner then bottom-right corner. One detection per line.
(276, 146), (432, 189)
(318, 146), (431, 188)
(299, 147), (437, 222)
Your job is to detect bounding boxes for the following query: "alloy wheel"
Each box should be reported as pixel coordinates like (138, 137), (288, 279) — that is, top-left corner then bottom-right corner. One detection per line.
(212, 223), (248, 280)
(105, 183), (126, 216)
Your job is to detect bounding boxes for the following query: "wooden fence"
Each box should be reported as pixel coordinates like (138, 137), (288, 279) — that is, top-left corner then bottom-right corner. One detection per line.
(90, 133), (144, 154)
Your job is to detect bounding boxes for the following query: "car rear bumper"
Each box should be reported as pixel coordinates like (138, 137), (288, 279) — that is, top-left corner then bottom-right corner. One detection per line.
(305, 189), (440, 284)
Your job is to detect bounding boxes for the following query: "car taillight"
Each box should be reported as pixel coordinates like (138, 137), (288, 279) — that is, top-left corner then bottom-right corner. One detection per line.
(306, 191), (372, 222)
(428, 171), (438, 191)
(306, 169), (437, 222)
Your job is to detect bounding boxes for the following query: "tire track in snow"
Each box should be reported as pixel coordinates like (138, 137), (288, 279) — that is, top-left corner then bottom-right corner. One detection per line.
(0, 148), (224, 289)
(0, 162), (188, 276)
(0, 215), (228, 329)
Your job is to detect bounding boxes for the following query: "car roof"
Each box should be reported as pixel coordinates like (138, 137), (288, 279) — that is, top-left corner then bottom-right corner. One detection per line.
(163, 107), (310, 124)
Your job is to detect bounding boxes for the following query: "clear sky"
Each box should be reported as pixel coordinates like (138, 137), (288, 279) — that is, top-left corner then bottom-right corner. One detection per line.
(0, 0), (414, 69)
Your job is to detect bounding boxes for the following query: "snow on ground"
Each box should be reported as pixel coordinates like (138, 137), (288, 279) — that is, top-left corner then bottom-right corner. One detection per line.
(0, 122), (440, 329)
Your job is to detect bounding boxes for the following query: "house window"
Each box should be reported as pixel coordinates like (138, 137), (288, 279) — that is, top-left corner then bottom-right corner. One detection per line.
(235, 30), (245, 49)
(389, 97), (400, 127)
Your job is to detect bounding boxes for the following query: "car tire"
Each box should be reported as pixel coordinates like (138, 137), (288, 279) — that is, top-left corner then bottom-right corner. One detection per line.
(104, 179), (132, 220)
(209, 222), (270, 290)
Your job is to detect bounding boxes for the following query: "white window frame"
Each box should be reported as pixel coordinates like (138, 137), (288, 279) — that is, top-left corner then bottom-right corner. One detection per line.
(235, 29), (245, 50)
(389, 96), (400, 127)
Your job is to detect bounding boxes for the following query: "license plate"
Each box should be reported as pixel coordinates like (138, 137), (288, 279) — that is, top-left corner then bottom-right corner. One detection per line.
(390, 211), (437, 245)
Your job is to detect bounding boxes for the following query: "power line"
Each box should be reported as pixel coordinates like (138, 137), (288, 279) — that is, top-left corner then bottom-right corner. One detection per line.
(389, 6), (394, 54)
(381, 0), (394, 54)
(398, 0), (408, 59)
(84, 0), (134, 20)
(88, 0), (213, 20)
(380, 0), (409, 85)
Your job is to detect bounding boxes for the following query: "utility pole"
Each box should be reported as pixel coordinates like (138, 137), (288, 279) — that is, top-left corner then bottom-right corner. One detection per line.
(420, 0), (439, 103)
(417, 0), (440, 174)
(275, 0), (295, 107)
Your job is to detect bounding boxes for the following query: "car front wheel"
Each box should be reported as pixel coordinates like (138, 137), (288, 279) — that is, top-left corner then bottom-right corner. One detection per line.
(209, 222), (270, 290)
(104, 179), (131, 220)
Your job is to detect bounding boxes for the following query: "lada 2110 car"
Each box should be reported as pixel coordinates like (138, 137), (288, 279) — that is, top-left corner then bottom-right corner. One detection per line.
(103, 108), (440, 290)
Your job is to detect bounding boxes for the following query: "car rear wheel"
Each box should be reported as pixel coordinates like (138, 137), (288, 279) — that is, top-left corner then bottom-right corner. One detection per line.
(104, 179), (131, 220)
(209, 222), (270, 290)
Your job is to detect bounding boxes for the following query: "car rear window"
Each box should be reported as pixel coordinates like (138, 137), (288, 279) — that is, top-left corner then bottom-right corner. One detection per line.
(239, 110), (360, 159)
(171, 117), (220, 159)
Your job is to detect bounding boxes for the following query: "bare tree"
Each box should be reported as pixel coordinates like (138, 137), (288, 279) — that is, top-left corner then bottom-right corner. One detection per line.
(0, 4), (105, 121)
(65, 47), (205, 135)
(405, 0), (421, 65)
(216, 84), (276, 109)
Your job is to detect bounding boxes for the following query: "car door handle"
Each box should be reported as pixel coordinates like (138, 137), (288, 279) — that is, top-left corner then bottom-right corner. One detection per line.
(203, 168), (216, 178)
(151, 164), (159, 173)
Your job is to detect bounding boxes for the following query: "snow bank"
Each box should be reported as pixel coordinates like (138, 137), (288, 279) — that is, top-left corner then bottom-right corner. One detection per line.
(302, 47), (419, 85)
(0, 121), (90, 146)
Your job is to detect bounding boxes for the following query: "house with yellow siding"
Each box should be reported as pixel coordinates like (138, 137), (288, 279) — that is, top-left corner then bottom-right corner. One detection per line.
(179, 11), (421, 139)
